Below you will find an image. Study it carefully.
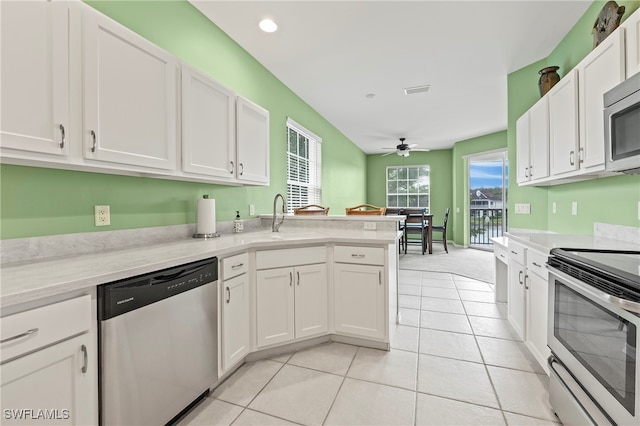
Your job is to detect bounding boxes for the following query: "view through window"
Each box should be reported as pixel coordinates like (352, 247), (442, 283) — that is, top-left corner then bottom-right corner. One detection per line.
(386, 166), (430, 211)
(286, 118), (322, 213)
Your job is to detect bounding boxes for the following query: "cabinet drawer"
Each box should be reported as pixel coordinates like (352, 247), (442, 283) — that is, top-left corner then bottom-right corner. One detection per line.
(334, 246), (384, 266)
(256, 246), (326, 270)
(0, 295), (91, 363)
(527, 249), (548, 279)
(508, 241), (526, 264)
(494, 244), (509, 264)
(222, 252), (249, 280)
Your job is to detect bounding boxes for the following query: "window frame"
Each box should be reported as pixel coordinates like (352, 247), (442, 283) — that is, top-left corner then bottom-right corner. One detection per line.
(286, 118), (322, 213)
(385, 165), (431, 212)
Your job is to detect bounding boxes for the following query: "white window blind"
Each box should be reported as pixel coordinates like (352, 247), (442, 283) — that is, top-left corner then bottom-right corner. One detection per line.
(386, 165), (430, 211)
(287, 118), (322, 212)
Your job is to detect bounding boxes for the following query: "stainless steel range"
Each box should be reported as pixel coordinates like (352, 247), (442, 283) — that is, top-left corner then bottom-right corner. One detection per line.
(547, 248), (640, 425)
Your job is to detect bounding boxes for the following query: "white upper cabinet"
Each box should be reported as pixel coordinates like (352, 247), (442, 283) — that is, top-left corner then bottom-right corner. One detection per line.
(82, 7), (177, 171)
(181, 64), (236, 180)
(516, 96), (549, 185)
(1, 1), (70, 157)
(577, 30), (625, 171)
(236, 96), (270, 185)
(622, 8), (640, 78)
(549, 69), (579, 176)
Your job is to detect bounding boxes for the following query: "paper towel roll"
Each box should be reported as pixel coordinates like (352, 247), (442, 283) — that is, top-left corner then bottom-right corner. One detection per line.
(197, 197), (216, 235)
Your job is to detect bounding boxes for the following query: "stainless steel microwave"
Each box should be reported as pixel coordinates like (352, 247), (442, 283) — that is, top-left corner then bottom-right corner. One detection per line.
(604, 72), (640, 174)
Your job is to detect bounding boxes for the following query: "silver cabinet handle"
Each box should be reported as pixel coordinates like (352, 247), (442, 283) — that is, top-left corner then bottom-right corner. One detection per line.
(498, 254), (506, 259)
(226, 287), (231, 303)
(231, 263), (244, 270)
(81, 344), (88, 374)
(518, 270), (523, 285)
(529, 165), (533, 177)
(532, 262), (542, 268)
(289, 271), (292, 287)
(524, 274), (529, 289)
(239, 163), (244, 176)
(524, 167), (529, 178)
(296, 271), (300, 286)
(230, 161), (234, 174)
(90, 130), (97, 153)
(379, 271), (382, 285)
(351, 254), (365, 259)
(510, 250), (518, 255)
(59, 124), (65, 149)
(569, 150), (575, 166)
(578, 147), (584, 163)
(0, 328), (39, 344)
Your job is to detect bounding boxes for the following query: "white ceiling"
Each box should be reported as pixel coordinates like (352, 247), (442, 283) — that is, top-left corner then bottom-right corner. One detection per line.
(191, 0), (593, 154)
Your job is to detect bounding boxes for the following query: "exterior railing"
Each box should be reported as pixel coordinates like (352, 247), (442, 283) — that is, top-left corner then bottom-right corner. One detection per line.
(470, 208), (507, 246)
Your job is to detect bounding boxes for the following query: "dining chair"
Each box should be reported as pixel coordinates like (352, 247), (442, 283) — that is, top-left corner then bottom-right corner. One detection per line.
(345, 204), (386, 215)
(384, 208), (406, 253)
(431, 208), (450, 253)
(293, 204), (330, 215)
(403, 208), (428, 255)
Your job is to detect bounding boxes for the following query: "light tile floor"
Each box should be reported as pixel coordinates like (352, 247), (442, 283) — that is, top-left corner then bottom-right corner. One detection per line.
(179, 270), (559, 426)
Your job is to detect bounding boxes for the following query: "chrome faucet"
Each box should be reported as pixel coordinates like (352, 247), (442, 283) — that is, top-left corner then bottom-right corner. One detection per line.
(272, 193), (286, 232)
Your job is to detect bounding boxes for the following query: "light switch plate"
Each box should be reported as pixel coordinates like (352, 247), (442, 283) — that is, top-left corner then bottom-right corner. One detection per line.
(249, 204), (255, 215)
(514, 203), (530, 214)
(552, 202), (557, 214)
(571, 201), (578, 216)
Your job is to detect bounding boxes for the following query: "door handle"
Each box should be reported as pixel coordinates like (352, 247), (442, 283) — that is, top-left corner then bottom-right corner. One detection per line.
(518, 270), (523, 285)
(0, 328), (39, 344)
(379, 271), (382, 285)
(90, 130), (97, 153)
(81, 344), (88, 374)
(296, 271), (300, 286)
(524, 274), (529, 289)
(226, 286), (231, 303)
(230, 161), (234, 174)
(289, 271), (292, 286)
(59, 124), (65, 149)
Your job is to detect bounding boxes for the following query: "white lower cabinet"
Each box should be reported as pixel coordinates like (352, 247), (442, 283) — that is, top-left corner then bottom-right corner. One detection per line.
(333, 246), (386, 340)
(256, 261), (327, 348)
(220, 253), (250, 374)
(1, 334), (94, 425)
(0, 295), (96, 425)
(507, 241), (550, 374)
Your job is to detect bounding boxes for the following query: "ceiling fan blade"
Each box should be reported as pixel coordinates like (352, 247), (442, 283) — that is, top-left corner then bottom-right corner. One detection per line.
(380, 151), (396, 157)
(381, 147), (396, 150)
(408, 144), (418, 148)
(412, 148), (431, 152)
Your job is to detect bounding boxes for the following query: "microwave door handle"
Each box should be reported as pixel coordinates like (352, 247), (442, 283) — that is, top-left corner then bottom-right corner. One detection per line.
(552, 270), (640, 314)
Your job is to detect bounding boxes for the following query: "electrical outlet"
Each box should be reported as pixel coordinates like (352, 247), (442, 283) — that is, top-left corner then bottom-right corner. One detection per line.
(363, 222), (377, 230)
(552, 202), (557, 214)
(95, 205), (111, 226)
(249, 204), (255, 216)
(571, 201), (578, 216)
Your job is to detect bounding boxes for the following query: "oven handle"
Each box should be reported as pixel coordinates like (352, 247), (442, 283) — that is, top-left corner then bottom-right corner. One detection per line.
(549, 268), (640, 314)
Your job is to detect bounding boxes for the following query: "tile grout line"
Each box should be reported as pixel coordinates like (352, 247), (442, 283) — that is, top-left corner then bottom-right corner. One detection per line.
(320, 346), (359, 425)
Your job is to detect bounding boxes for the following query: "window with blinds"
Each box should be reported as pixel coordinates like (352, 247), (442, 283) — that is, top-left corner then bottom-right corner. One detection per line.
(287, 118), (322, 212)
(386, 165), (430, 211)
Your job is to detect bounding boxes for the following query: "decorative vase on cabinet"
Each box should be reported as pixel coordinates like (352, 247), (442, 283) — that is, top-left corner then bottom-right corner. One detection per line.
(538, 66), (560, 97)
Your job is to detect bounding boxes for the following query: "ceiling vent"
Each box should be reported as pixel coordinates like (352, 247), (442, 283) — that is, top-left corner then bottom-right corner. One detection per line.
(403, 85), (431, 95)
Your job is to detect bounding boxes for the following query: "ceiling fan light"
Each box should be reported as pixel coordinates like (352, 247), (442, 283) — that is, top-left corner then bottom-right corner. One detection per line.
(397, 150), (410, 157)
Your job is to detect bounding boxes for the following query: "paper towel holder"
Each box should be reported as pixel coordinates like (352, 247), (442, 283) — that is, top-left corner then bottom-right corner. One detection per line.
(193, 195), (221, 239)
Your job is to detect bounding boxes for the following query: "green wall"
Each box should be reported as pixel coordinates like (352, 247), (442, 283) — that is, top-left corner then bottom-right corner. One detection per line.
(366, 150), (454, 238)
(451, 132), (508, 246)
(0, 0), (367, 239)
(507, 0), (640, 234)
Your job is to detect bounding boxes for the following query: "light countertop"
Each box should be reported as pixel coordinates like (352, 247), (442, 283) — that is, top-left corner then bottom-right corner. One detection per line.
(1, 228), (401, 309)
(506, 231), (640, 254)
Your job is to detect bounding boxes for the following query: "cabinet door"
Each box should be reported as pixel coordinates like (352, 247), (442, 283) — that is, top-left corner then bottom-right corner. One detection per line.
(83, 8), (177, 171)
(182, 65), (236, 179)
(507, 260), (526, 340)
(1, 334), (96, 425)
(525, 272), (550, 373)
(549, 69), (579, 176)
(623, 8), (640, 78)
(256, 268), (295, 348)
(515, 113), (530, 184)
(334, 263), (385, 339)
(1, 0), (69, 156)
(528, 96), (550, 181)
(294, 264), (328, 339)
(578, 31), (625, 170)
(221, 274), (250, 372)
(236, 96), (269, 185)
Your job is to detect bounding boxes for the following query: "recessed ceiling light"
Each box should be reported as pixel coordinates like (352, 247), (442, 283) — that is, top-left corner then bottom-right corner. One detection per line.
(365, 93), (376, 99)
(404, 85), (431, 95)
(259, 18), (278, 33)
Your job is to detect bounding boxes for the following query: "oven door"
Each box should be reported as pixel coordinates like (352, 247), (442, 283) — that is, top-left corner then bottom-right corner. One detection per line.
(548, 268), (639, 425)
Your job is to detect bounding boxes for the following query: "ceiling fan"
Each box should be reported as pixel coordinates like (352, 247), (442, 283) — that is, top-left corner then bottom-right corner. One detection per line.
(381, 138), (430, 157)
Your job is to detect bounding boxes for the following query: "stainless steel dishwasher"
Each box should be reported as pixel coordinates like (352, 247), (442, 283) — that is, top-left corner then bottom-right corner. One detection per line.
(98, 257), (218, 426)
